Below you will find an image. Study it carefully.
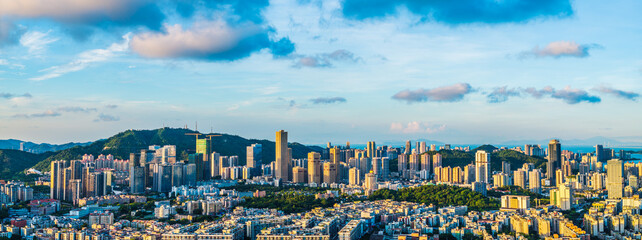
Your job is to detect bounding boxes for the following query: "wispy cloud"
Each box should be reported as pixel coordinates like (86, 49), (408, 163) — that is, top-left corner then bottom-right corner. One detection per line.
(392, 83), (472, 103)
(105, 104), (118, 109)
(594, 86), (639, 101)
(519, 41), (602, 59)
(30, 34), (130, 81)
(487, 86), (521, 103)
(0, 92), (32, 99)
(57, 106), (97, 113)
(310, 97), (347, 104)
(94, 113), (120, 122)
(12, 110), (60, 118)
(20, 31), (59, 54)
(390, 121), (446, 134)
(293, 49), (360, 68)
(524, 86), (600, 104)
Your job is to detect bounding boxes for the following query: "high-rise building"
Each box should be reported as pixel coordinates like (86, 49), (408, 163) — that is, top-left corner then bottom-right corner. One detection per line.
(433, 153), (442, 170)
(308, 152), (322, 184)
(188, 153), (204, 181)
(529, 169), (542, 194)
(547, 139), (561, 183)
(372, 157), (381, 179)
(405, 141), (411, 154)
(275, 130), (290, 181)
(514, 170), (527, 189)
(475, 150), (490, 184)
(367, 141), (376, 158)
(421, 153), (430, 172)
(381, 157), (390, 180)
(292, 167), (307, 183)
(210, 152), (221, 178)
(247, 144), (262, 169)
(595, 145), (604, 162)
(323, 162), (338, 184)
(419, 142), (427, 153)
(502, 161), (511, 174)
(330, 147), (341, 164)
(607, 159), (623, 199)
(398, 154), (408, 174)
(349, 167), (360, 186)
(409, 153), (419, 171)
(364, 171), (377, 194)
(50, 160), (66, 200)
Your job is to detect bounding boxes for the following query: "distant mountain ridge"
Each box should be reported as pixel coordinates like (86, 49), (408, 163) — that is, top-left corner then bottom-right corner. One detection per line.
(0, 139), (92, 154)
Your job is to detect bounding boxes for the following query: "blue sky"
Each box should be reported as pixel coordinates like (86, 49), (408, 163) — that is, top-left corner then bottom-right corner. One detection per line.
(0, 0), (641, 145)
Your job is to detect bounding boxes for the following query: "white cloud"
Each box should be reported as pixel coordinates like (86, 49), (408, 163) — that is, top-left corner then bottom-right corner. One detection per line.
(130, 21), (277, 61)
(20, 30), (59, 54)
(390, 121), (446, 134)
(30, 33), (130, 81)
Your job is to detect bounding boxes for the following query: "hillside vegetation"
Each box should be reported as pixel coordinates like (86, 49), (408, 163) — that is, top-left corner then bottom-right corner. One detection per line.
(369, 184), (499, 211)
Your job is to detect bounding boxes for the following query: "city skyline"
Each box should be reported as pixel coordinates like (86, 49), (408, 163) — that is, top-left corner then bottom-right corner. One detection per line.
(1, 0), (641, 145)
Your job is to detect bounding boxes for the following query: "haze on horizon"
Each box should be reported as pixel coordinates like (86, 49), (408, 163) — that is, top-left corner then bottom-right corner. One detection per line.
(0, 0), (641, 145)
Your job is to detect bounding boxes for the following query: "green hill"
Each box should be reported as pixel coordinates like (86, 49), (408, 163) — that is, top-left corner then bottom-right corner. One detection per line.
(31, 128), (324, 173)
(0, 149), (53, 180)
(0, 128), (323, 178)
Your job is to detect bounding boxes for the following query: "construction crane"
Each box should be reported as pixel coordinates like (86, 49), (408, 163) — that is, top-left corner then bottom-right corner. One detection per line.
(185, 132), (202, 142)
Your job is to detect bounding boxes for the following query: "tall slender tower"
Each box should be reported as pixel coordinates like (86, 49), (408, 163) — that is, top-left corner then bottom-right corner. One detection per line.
(475, 150), (490, 184)
(607, 159), (623, 199)
(275, 130), (289, 181)
(547, 139), (561, 183)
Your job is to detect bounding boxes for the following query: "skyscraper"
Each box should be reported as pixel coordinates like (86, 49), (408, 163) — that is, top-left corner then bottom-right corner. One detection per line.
(349, 167), (360, 186)
(307, 152), (322, 184)
(547, 139), (561, 183)
(275, 130), (290, 181)
(50, 160), (66, 200)
(607, 159), (623, 199)
(405, 141), (411, 154)
(247, 144), (262, 169)
(292, 167), (307, 183)
(595, 144), (604, 162)
(323, 162), (338, 184)
(367, 141), (376, 158)
(475, 150), (490, 184)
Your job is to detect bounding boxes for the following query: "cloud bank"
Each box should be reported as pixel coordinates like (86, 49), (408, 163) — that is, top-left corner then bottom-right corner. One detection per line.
(130, 21), (294, 61)
(392, 83), (472, 103)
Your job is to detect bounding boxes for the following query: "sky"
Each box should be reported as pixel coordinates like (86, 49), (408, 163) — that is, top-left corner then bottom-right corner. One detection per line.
(0, 0), (641, 146)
